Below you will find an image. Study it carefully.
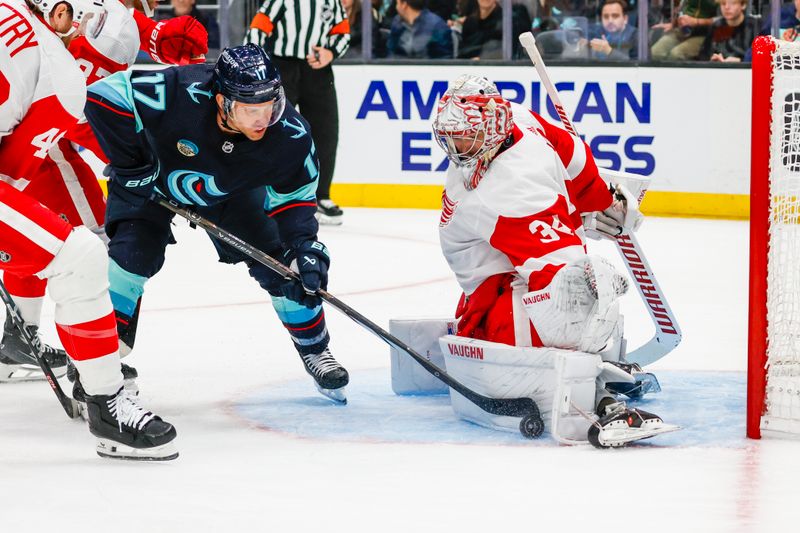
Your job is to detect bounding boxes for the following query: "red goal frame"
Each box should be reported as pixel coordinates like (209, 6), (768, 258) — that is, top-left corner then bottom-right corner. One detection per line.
(749, 36), (778, 439)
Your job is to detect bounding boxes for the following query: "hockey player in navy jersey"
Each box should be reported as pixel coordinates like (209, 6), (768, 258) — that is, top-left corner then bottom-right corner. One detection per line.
(83, 44), (348, 402)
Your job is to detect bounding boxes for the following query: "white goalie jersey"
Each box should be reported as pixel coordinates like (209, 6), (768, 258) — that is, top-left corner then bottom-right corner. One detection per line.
(439, 102), (614, 297)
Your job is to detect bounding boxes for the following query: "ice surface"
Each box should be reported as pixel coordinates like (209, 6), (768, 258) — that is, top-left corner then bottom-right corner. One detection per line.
(1, 209), (798, 532)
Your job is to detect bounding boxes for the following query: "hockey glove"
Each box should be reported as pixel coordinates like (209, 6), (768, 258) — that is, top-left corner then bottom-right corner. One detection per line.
(585, 183), (644, 239)
(281, 240), (330, 308)
(455, 273), (510, 338)
(140, 14), (208, 65)
(106, 164), (160, 208)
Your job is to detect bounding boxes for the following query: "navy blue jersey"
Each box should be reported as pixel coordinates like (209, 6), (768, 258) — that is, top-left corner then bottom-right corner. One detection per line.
(85, 64), (319, 247)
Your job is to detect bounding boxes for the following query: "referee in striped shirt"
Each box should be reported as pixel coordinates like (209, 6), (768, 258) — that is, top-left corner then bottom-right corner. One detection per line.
(246, 0), (351, 225)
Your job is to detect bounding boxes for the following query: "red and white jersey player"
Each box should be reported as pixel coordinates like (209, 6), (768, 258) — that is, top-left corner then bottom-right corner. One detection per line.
(433, 75), (641, 354)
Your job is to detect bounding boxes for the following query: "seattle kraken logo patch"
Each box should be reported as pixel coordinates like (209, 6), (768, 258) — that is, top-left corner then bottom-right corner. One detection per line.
(222, 141), (234, 153)
(167, 171), (226, 207)
(177, 139), (199, 157)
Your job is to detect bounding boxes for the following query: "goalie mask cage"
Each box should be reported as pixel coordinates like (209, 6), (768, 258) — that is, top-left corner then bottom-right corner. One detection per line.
(749, 36), (800, 439)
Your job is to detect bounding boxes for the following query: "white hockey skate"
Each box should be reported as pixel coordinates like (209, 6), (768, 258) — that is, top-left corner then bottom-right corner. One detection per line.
(588, 401), (680, 448)
(300, 348), (348, 404)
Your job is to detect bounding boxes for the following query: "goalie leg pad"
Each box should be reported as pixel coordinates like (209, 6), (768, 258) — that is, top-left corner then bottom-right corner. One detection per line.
(389, 318), (455, 395)
(440, 335), (601, 442)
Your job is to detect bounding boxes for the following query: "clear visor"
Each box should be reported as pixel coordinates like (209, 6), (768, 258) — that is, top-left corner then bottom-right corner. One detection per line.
(229, 99), (283, 130)
(78, 9), (108, 40)
(59, 8), (107, 39)
(434, 128), (486, 167)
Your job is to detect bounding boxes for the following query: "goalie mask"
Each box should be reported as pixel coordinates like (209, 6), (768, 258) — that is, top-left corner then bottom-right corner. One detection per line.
(30, 0), (108, 39)
(432, 75), (513, 190)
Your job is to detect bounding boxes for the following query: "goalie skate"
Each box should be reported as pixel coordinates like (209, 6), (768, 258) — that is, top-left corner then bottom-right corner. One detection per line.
(588, 403), (680, 448)
(603, 361), (662, 399)
(300, 348), (348, 404)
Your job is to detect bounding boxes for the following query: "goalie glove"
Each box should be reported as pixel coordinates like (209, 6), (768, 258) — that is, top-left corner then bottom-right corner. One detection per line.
(281, 241), (330, 308)
(583, 183), (644, 239)
(134, 11), (209, 65)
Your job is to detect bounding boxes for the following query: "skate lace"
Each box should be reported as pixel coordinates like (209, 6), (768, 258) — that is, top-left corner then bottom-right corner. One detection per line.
(302, 349), (340, 377)
(108, 389), (154, 431)
(22, 324), (63, 364)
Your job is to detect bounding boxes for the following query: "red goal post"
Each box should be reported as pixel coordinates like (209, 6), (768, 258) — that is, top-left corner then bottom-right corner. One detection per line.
(749, 36), (800, 439)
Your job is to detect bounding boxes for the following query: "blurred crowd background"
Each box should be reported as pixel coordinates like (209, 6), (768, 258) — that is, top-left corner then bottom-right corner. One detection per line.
(155, 0), (800, 63)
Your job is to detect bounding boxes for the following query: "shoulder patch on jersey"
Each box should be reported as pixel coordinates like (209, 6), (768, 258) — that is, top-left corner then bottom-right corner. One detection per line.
(187, 82), (213, 104)
(280, 117), (307, 139)
(177, 139), (199, 157)
(440, 191), (458, 227)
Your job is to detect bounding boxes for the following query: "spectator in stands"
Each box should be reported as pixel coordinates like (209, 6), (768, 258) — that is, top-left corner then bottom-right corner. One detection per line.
(342, 0), (388, 57)
(387, 0), (453, 58)
(586, 0), (637, 60)
(698, 0), (757, 61)
(650, 0), (718, 60)
(160, 0), (220, 49)
(457, 0), (502, 58)
(428, 0), (458, 22)
(756, 0), (800, 42)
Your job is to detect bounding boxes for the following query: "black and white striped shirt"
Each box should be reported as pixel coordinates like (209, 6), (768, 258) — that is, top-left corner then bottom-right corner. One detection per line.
(245, 0), (351, 60)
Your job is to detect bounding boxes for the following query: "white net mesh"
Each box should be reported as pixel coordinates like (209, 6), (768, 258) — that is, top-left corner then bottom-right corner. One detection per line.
(764, 40), (800, 435)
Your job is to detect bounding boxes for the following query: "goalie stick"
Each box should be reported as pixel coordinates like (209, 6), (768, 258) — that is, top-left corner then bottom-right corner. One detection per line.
(0, 280), (82, 419)
(518, 31), (681, 366)
(156, 197), (546, 439)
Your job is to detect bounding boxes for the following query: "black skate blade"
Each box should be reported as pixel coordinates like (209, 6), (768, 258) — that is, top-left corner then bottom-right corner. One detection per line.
(315, 383), (347, 404)
(96, 439), (179, 461)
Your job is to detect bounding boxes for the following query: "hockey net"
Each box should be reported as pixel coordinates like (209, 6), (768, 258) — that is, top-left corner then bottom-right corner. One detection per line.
(749, 36), (800, 439)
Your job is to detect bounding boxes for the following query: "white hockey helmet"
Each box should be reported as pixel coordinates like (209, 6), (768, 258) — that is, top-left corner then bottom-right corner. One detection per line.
(30, 0), (107, 38)
(432, 75), (514, 168)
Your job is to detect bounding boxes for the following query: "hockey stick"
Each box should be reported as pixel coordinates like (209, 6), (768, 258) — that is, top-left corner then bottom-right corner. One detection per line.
(518, 32), (682, 366)
(140, 0), (155, 18)
(0, 280), (82, 419)
(156, 197), (545, 437)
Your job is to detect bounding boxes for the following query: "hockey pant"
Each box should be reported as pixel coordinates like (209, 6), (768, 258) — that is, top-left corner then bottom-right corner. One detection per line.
(4, 137), (108, 326)
(0, 182), (121, 395)
(455, 272), (540, 347)
(105, 187), (329, 356)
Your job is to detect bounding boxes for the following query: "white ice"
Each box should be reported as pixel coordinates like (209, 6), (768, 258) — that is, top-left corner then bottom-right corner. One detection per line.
(1, 209), (798, 532)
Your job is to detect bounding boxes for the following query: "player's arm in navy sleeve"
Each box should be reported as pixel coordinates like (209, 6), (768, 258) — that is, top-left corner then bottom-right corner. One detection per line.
(264, 136), (321, 248)
(84, 70), (168, 205)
